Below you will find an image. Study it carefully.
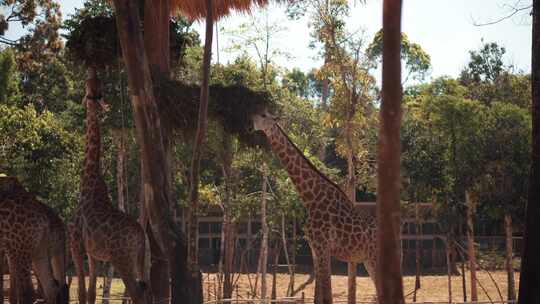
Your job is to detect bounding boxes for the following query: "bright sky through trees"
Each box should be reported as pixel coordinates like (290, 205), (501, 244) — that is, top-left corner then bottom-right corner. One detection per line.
(4, 0), (532, 79)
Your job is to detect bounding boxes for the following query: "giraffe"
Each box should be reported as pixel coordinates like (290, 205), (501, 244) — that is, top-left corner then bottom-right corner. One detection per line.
(252, 112), (379, 304)
(69, 67), (151, 304)
(30, 195), (69, 302)
(0, 176), (68, 304)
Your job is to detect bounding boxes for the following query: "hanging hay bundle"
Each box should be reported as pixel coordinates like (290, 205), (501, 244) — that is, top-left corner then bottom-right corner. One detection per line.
(64, 15), (194, 68)
(156, 75), (274, 147)
(173, 0), (270, 21)
(64, 16), (119, 68)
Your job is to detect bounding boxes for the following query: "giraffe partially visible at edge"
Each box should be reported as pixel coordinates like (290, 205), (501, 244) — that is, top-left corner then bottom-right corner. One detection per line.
(0, 176), (69, 304)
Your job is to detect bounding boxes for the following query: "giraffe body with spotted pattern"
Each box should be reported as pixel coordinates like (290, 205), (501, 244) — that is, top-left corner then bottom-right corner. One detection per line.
(0, 176), (68, 304)
(252, 113), (379, 304)
(68, 68), (151, 304)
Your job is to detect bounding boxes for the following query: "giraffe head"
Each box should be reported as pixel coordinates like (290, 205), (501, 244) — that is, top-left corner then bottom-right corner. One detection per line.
(252, 111), (277, 133)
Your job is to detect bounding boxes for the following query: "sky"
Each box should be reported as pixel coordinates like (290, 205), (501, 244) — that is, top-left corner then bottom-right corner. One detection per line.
(4, 0), (532, 80)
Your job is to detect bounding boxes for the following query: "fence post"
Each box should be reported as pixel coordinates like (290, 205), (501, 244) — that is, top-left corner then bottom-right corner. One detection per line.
(301, 292), (305, 304)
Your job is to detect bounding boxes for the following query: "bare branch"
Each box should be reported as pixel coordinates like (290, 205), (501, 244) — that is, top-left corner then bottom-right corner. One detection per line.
(472, 2), (532, 26)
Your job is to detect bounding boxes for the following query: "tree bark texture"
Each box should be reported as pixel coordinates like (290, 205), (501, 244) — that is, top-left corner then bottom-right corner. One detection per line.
(376, 0), (405, 303)
(505, 214), (516, 301)
(465, 191), (478, 302)
(111, 1), (179, 303)
(519, 1), (540, 302)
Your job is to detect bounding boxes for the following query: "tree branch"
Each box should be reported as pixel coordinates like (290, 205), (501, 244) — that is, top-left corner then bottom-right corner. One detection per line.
(472, 2), (532, 26)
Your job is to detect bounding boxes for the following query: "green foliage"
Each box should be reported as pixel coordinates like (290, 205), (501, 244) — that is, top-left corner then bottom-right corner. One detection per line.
(478, 102), (530, 219)
(461, 41), (507, 83)
(367, 29), (431, 82)
(0, 48), (20, 105)
(0, 103), (81, 216)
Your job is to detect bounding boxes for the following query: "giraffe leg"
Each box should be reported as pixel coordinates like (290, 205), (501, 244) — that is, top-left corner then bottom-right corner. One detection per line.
(50, 247), (69, 304)
(87, 255), (98, 304)
(364, 260), (378, 303)
(113, 258), (149, 304)
(7, 252), (34, 304)
(312, 248), (332, 304)
(70, 238), (87, 304)
(32, 254), (60, 304)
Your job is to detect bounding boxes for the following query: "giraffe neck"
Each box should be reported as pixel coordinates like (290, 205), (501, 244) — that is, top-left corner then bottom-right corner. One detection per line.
(83, 101), (101, 182)
(263, 122), (352, 206)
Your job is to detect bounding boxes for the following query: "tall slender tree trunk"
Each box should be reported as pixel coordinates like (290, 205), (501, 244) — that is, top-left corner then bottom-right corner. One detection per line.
(460, 254), (467, 302)
(280, 214), (294, 297)
(259, 164), (269, 302)
(271, 241), (281, 300)
(188, 0), (213, 268)
(186, 2), (214, 303)
(1, 251), (3, 303)
(345, 121), (357, 304)
(142, 0), (178, 300)
(466, 191), (478, 302)
(110, 1), (186, 304)
(219, 134), (236, 299)
(519, 1), (540, 302)
(376, 0), (405, 303)
(413, 199), (421, 302)
(446, 237), (453, 304)
(504, 213), (516, 301)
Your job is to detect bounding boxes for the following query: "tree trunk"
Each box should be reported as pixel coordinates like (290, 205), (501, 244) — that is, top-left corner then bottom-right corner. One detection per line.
(345, 121), (357, 304)
(187, 0), (214, 268)
(1, 251), (3, 303)
(280, 214), (294, 297)
(446, 237), (453, 304)
(111, 1), (185, 303)
(220, 134), (236, 300)
(291, 218), (297, 294)
(185, 2), (213, 303)
(466, 191), (478, 302)
(519, 1), (540, 302)
(505, 213), (516, 301)
(271, 241), (281, 300)
(413, 200), (421, 302)
(461, 247), (467, 302)
(259, 164), (269, 301)
(376, 1), (405, 303)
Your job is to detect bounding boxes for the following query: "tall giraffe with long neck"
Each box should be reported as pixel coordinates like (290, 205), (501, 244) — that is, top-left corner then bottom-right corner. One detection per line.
(252, 113), (379, 304)
(69, 68), (150, 304)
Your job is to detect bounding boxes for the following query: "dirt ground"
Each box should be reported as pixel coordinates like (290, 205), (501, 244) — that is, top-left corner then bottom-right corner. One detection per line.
(2, 271), (519, 303)
(203, 271), (519, 303)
